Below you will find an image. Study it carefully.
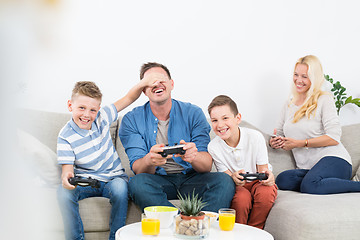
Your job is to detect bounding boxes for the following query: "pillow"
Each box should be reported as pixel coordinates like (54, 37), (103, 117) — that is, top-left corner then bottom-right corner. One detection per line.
(340, 123), (360, 177)
(17, 129), (61, 186)
(352, 166), (360, 181)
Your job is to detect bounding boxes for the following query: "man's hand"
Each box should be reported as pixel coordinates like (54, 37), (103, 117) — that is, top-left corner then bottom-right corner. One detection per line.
(175, 140), (198, 164)
(147, 144), (168, 166)
(132, 144), (170, 174)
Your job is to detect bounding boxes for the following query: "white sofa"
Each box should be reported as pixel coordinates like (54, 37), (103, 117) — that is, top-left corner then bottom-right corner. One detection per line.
(18, 109), (360, 240)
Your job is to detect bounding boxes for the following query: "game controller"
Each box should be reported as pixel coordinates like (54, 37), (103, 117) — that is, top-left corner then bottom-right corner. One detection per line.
(239, 172), (268, 181)
(159, 144), (186, 157)
(68, 176), (101, 188)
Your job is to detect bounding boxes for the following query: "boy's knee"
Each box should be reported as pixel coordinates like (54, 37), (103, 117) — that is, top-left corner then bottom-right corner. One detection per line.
(232, 189), (252, 207)
(57, 185), (75, 202)
(254, 186), (277, 203)
(109, 178), (128, 197)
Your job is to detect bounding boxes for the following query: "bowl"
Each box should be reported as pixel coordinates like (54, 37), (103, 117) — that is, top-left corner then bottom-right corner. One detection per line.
(144, 206), (179, 229)
(203, 211), (219, 224)
(173, 214), (210, 238)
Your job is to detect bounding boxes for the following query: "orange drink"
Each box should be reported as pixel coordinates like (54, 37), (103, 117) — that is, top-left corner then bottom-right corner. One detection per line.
(219, 208), (235, 231)
(141, 213), (160, 235)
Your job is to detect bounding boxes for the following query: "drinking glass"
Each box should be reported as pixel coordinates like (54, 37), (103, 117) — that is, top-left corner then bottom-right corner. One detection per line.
(218, 208), (236, 231)
(141, 213), (160, 235)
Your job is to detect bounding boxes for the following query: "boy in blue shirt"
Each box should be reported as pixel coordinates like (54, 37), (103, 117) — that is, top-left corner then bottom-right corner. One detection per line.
(57, 77), (162, 240)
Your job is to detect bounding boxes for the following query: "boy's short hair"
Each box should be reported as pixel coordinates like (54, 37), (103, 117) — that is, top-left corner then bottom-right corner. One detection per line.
(72, 81), (102, 101)
(140, 62), (172, 80)
(208, 95), (239, 116)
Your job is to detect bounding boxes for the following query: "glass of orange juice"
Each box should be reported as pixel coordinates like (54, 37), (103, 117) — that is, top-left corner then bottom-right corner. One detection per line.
(218, 208), (236, 231)
(141, 213), (160, 235)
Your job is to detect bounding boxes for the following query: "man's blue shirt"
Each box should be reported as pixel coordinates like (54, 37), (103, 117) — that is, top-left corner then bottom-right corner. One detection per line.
(119, 99), (211, 175)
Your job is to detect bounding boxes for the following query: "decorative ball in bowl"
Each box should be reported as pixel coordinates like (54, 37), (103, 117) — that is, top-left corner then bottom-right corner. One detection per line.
(203, 211), (218, 224)
(144, 206), (179, 229)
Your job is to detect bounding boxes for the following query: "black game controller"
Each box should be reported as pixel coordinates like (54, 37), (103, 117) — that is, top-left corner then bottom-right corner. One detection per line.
(239, 172), (268, 181)
(68, 176), (101, 188)
(159, 144), (186, 157)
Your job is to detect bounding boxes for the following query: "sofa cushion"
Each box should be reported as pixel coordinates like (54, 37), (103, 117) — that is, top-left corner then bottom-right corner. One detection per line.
(352, 166), (360, 181)
(79, 197), (111, 232)
(265, 190), (360, 240)
(19, 109), (71, 153)
(267, 146), (296, 178)
(341, 123), (360, 177)
(17, 129), (61, 185)
(114, 117), (133, 178)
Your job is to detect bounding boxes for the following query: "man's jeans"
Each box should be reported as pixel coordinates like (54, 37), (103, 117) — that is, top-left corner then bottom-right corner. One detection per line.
(129, 171), (235, 212)
(57, 177), (128, 240)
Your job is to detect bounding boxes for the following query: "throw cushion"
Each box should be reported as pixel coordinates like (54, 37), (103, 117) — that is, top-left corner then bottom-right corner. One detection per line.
(341, 123), (360, 177)
(17, 129), (61, 185)
(352, 166), (360, 181)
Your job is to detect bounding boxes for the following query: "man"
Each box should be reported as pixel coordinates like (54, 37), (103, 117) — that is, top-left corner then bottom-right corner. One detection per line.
(119, 62), (235, 211)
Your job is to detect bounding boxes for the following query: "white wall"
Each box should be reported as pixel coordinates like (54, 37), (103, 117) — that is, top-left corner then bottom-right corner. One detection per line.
(6, 0), (360, 134)
(1, 1), (359, 239)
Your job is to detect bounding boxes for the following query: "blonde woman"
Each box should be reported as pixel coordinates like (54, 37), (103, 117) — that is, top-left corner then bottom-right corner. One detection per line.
(269, 55), (360, 194)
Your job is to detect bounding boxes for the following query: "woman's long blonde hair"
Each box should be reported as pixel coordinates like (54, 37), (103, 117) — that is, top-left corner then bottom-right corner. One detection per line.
(291, 55), (326, 123)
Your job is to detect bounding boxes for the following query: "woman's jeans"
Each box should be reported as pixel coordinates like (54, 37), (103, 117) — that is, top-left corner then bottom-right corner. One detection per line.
(276, 156), (360, 194)
(128, 171), (235, 212)
(57, 177), (128, 240)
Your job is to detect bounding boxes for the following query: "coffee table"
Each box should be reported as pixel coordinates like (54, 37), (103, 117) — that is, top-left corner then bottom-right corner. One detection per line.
(115, 222), (274, 240)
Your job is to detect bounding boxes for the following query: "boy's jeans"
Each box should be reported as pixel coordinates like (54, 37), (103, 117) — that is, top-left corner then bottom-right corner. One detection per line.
(129, 171), (235, 212)
(57, 177), (128, 240)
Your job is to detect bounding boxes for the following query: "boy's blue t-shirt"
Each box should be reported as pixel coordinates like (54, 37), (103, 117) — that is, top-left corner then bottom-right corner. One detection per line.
(57, 104), (128, 182)
(119, 99), (211, 175)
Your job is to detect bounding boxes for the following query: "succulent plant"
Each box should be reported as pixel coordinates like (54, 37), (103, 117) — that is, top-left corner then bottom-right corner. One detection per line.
(177, 190), (207, 217)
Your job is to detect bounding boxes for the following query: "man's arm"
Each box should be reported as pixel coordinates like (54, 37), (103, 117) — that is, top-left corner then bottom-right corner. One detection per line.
(119, 110), (163, 174)
(177, 140), (213, 173)
(178, 105), (212, 172)
(131, 144), (167, 174)
(190, 152), (213, 172)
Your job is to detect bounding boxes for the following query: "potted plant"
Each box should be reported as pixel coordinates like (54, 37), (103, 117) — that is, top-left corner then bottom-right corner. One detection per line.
(174, 191), (210, 238)
(325, 74), (360, 114)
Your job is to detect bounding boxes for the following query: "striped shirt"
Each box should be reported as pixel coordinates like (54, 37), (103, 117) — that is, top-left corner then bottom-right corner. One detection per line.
(57, 104), (128, 182)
